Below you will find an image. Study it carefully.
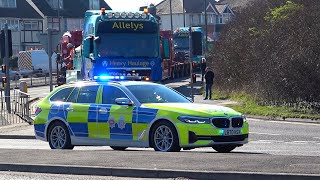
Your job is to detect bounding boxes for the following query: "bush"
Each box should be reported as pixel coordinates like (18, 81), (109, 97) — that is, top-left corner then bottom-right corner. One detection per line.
(208, 0), (320, 109)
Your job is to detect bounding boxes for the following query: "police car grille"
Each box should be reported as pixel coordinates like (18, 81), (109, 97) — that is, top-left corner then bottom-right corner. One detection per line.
(231, 117), (244, 128)
(211, 118), (230, 128)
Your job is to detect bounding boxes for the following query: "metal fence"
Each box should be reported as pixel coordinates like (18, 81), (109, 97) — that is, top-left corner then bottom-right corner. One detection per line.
(4, 73), (57, 89)
(0, 90), (33, 126)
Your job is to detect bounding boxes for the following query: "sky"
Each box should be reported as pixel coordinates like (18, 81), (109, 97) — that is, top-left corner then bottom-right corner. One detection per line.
(105, 0), (164, 11)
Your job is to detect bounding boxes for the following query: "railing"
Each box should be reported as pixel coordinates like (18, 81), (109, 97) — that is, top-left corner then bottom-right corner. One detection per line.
(0, 90), (33, 126)
(3, 73), (57, 89)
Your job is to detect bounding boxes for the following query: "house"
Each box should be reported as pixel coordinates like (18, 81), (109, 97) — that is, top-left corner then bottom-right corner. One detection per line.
(155, 0), (234, 41)
(0, 0), (111, 56)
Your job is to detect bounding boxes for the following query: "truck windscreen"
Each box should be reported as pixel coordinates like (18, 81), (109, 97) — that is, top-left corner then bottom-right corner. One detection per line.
(174, 38), (189, 49)
(97, 33), (159, 58)
(96, 21), (159, 58)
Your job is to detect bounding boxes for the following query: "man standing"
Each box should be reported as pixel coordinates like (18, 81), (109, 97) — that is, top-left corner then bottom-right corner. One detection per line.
(204, 67), (214, 100)
(200, 58), (207, 83)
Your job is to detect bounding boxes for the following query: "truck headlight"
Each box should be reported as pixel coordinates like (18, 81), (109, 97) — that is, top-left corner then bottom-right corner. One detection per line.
(178, 116), (210, 124)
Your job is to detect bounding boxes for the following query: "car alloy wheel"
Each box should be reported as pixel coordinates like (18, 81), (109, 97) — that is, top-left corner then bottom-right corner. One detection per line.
(151, 121), (180, 152)
(48, 122), (74, 150)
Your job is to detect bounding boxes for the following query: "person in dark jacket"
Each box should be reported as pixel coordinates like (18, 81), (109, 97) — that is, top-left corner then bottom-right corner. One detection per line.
(204, 67), (214, 100)
(200, 58), (207, 83)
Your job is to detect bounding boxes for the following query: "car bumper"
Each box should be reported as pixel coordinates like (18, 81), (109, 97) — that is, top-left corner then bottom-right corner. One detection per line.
(176, 122), (249, 148)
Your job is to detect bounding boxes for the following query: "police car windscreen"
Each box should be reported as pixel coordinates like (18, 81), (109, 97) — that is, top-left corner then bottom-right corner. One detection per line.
(126, 84), (191, 104)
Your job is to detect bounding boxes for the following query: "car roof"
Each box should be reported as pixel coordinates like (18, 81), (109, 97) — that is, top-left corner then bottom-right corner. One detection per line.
(64, 80), (161, 87)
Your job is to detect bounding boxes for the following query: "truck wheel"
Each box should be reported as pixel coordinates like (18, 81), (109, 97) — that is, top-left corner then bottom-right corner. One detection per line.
(48, 121), (74, 150)
(150, 121), (181, 152)
(110, 146), (127, 151)
(212, 145), (237, 153)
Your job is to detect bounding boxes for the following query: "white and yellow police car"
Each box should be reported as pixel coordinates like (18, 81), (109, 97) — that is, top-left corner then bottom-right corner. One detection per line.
(34, 80), (249, 152)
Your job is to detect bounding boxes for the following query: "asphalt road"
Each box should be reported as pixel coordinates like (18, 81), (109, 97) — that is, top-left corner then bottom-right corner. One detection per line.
(1, 78), (319, 177)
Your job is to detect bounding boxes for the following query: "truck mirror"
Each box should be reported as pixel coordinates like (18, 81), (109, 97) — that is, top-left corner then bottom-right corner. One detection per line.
(83, 35), (94, 58)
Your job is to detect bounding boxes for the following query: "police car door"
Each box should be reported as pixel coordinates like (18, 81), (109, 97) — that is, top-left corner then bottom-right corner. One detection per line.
(97, 85), (135, 142)
(66, 85), (100, 139)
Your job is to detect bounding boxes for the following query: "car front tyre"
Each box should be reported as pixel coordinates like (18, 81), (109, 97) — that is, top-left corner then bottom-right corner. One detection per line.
(212, 145), (237, 153)
(48, 121), (74, 150)
(151, 121), (181, 152)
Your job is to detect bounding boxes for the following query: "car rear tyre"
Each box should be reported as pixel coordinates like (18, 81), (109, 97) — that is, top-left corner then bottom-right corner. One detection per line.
(110, 146), (127, 151)
(151, 121), (181, 152)
(48, 121), (74, 150)
(212, 145), (237, 153)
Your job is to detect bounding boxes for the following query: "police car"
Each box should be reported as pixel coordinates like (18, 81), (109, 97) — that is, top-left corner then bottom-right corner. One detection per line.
(34, 81), (249, 152)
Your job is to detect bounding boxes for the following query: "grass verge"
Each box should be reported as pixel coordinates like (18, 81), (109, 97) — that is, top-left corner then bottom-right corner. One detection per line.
(212, 90), (320, 120)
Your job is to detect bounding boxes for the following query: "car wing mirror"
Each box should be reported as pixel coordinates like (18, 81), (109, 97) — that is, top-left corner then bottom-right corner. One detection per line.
(115, 98), (134, 106)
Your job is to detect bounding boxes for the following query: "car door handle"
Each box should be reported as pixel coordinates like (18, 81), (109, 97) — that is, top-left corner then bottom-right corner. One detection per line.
(66, 107), (74, 112)
(98, 108), (108, 114)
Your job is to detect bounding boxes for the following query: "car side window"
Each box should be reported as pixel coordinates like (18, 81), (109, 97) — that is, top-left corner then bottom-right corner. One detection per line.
(50, 87), (74, 102)
(102, 86), (127, 104)
(76, 86), (99, 104)
(66, 87), (80, 103)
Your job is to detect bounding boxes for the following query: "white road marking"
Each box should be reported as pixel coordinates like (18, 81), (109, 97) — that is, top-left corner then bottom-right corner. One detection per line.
(250, 132), (281, 136)
(285, 141), (318, 144)
(247, 118), (320, 126)
(250, 140), (284, 144)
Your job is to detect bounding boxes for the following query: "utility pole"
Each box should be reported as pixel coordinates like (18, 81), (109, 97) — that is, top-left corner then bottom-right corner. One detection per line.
(189, 27), (194, 102)
(48, 29), (53, 92)
(169, 0), (173, 31)
(204, 0), (208, 57)
(183, 0), (186, 27)
(4, 24), (10, 113)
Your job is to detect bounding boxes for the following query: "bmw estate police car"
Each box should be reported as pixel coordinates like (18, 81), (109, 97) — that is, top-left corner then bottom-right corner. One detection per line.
(34, 81), (249, 152)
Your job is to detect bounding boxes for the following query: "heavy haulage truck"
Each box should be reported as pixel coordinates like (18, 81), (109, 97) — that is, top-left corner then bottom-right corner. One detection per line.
(58, 7), (202, 84)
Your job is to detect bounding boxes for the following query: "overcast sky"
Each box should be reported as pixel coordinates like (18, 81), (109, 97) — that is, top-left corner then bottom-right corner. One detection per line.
(105, 0), (163, 11)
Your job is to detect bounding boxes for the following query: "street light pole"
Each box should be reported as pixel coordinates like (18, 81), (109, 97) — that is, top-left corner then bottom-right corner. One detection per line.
(183, 0), (186, 27)
(48, 29), (53, 92)
(4, 24), (11, 113)
(204, 0), (208, 57)
(169, 0), (173, 31)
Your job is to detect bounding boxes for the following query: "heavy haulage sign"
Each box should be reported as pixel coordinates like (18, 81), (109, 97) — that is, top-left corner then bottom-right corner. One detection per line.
(97, 20), (158, 33)
(102, 60), (155, 67)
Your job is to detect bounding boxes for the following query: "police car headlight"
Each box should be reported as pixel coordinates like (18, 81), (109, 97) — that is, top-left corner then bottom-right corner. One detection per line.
(242, 114), (247, 122)
(178, 116), (210, 124)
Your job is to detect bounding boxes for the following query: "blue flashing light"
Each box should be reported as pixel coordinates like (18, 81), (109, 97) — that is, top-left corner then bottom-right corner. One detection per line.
(120, 76), (125, 80)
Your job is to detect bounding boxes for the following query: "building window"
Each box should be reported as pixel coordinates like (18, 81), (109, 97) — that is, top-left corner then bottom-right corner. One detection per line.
(48, 17), (60, 31)
(0, 0), (16, 8)
(22, 21), (41, 31)
(89, 0), (99, 10)
(47, 0), (63, 9)
(0, 19), (19, 31)
(66, 18), (84, 31)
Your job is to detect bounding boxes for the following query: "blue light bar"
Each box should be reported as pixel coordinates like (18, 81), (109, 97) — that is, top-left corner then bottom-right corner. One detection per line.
(93, 75), (148, 81)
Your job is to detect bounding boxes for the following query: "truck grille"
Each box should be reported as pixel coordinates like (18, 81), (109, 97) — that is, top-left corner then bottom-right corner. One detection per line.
(211, 118), (230, 128)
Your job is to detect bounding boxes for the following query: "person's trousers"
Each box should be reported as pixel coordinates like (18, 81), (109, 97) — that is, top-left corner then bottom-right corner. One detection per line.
(201, 71), (205, 82)
(205, 84), (213, 99)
